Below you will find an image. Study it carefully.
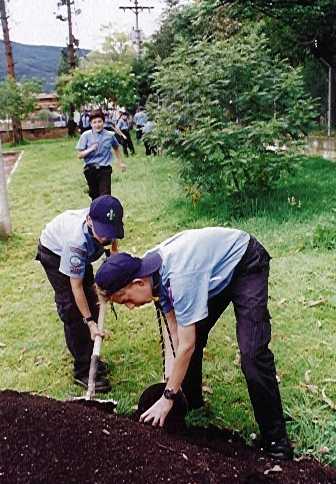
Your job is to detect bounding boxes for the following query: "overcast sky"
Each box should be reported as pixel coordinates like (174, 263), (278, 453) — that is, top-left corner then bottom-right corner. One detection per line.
(1, 0), (186, 51)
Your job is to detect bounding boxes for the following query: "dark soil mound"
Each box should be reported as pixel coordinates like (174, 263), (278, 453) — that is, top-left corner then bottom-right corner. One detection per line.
(0, 391), (335, 484)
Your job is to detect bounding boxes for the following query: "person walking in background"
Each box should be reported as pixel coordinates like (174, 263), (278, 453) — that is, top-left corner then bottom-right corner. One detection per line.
(117, 110), (135, 157)
(76, 109), (127, 201)
(133, 106), (148, 142)
(104, 108), (127, 144)
(79, 109), (91, 134)
(104, 109), (114, 131)
(143, 120), (157, 156)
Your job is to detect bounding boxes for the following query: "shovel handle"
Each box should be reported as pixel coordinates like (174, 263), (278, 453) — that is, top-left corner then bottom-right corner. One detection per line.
(85, 298), (107, 400)
(92, 298), (107, 356)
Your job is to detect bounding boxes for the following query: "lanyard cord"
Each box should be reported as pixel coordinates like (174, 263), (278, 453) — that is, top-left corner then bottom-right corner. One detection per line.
(154, 301), (176, 381)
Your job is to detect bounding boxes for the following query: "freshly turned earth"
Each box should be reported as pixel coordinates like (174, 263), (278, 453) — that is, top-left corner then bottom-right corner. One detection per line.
(0, 391), (335, 484)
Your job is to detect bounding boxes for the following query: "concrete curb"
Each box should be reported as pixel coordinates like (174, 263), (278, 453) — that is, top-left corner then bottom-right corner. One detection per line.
(7, 150), (24, 186)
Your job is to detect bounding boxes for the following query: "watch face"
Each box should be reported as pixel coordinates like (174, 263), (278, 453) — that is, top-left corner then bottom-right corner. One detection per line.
(164, 389), (176, 400)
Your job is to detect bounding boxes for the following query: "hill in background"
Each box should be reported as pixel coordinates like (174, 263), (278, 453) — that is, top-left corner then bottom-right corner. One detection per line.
(0, 40), (89, 92)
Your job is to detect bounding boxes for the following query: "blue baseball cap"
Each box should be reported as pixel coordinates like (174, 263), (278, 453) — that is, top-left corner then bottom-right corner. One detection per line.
(95, 251), (162, 294)
(89, 195), (124, 240)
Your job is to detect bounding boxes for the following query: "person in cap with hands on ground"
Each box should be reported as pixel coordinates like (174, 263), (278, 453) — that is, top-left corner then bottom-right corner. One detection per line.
(36, 195), (124, 392)
(95, 227), (293, 460)
(76, 109), (127, 201)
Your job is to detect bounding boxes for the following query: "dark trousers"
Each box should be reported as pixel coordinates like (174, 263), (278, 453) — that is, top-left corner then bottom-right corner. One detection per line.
(36, 243), (99, 377)
(83, 165), (112, 201)
(120, 129), (135, 156)
(144, 139), (157, 156)
(135, 125), (143, 141)
(182, 237), (287, 440)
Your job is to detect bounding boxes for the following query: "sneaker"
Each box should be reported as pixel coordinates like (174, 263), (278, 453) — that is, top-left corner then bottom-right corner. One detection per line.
(261, 436), (294, 461)
(74, 375), (111, 393)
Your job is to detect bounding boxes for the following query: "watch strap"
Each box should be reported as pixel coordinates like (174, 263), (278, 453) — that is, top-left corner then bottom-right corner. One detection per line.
(83, 316), (94, 325)
(163, 388), (179, 401)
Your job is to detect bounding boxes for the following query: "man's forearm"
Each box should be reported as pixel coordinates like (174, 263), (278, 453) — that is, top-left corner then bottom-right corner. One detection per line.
(70, 280), (92, 319)
(114, 125), (127, 139)
(114, 147), (123, 165)
(164, 310), (179, 379)
(165, 345), (194, 393)
(78, 149), (91, 159)
(77, 144), (97, 159)
(113, 147), (126, 170)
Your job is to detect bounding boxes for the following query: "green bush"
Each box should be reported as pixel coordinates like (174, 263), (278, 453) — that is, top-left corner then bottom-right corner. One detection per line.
(312, 221), (336, 250)
(0, 79), (41, 123)
(149, 25), (317, 198)
(57, 63), (138, 111)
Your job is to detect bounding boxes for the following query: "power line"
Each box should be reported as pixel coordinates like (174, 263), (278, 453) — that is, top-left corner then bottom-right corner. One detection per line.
(119, 0), (154, 57)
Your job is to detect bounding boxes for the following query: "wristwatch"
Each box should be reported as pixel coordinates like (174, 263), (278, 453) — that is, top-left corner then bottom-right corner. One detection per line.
(83, 316), (94, 325)
(163, 388), (180, 401)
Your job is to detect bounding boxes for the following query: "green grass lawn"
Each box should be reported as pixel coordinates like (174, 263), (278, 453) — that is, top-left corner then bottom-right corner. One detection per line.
(0, 137), (335, 464)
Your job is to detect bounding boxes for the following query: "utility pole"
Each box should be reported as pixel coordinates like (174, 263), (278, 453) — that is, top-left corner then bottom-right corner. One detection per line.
(0, 140), (11, 239)
(0, 0), (23, 144)
(119, 0), (154, 57)
(66, 0), (77, 69)
(56, 0), (80, 135)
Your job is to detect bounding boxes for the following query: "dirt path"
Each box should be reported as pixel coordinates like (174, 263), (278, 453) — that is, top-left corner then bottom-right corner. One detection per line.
(2, 152), (20, 180)
(0, 391), (335, 484)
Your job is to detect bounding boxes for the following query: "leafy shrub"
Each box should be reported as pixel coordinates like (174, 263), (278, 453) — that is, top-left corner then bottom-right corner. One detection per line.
(312, 222), (336, 250)
(149, 25), (317, 198)
(57, 64), (137, 111)
(0, 79), (41, 122)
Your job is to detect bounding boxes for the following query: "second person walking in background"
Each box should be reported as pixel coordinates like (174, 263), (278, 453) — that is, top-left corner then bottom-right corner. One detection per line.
(117, 109), (135, 157)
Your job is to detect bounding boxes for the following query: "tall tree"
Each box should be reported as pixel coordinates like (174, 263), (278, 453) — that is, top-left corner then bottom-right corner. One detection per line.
(0, 140), (11, 239)
(56, 0), (80, 135)
(149, 25), (316, 198)
(57, 47), (72, 77)
(0, 79), (41, 126)
(82, 27), (136, 68)
(57, 64), (137, 111)
(0, 0), (23, 144)
(211, 0), (336, 127)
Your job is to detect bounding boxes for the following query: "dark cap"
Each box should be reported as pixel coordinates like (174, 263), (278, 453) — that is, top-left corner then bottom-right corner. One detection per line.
(89, 195), (124, 240)
(95, 251), (162, 294)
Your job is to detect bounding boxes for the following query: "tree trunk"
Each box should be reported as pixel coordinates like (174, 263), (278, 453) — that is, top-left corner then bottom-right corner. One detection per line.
(12, 116), (23, 144)
(0, 140), (11, 239)
(67, 103), (77, 137)
(0, 0), (23, 144)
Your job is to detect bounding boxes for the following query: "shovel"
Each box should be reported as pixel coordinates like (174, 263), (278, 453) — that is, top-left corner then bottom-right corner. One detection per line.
(72, 295), (117, 413)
